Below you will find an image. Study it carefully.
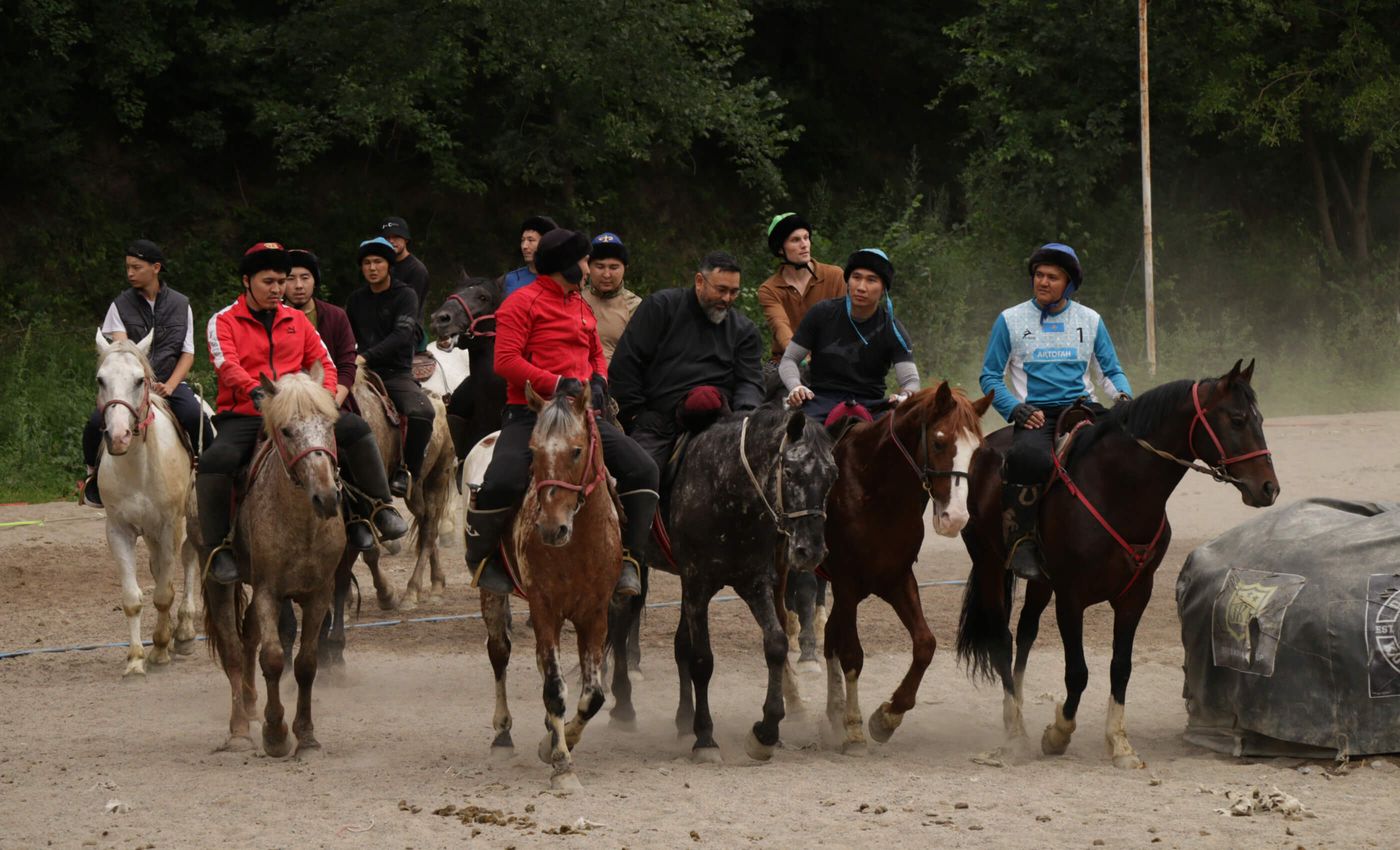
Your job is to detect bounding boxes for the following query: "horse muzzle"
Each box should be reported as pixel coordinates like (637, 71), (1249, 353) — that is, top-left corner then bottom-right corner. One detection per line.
(104, 430), (134, 456)
(309, 487), (341, 520)
(537, 518), (574, 548)
(930, 499), (971, 537)
(1240, 476), (1281, 508)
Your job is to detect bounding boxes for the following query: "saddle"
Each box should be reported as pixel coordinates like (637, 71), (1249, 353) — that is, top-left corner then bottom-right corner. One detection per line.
(1052, 399), (1100, 468)
(362, 369), (403, 429)
(411, 351), (437, 384)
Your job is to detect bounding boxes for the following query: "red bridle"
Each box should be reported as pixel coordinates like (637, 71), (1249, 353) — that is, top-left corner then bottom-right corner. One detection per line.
(269, 424), (338, 488)
(1187, 380), (1272, 472)
(447, 292), (497, 339)
(100, 381), (156, 443)
(533, 410), (606, 506)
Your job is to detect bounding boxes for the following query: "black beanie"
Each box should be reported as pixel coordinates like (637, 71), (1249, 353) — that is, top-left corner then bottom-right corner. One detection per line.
(357, 237), (397, 266)
(589, 231), (628, 265)
(534, 229), (591, 275)
(520, 215), (558, 237)
(843, 248), (895, 291)
(240, 241), (290, 277)
(126, 239), (165, 266)
(287, 249), (321, 285)
(766, 212), (813, 258)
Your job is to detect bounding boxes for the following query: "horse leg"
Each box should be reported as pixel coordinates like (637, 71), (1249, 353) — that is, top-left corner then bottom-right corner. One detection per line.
(685, 582), (722, 762)
(481, 589), (514, 752)
(147, 535), (176, 667)
(404, 514), (430, 609)
(784, 573), (801, 654)
(1105, 591), (1149, 769)
(239, 598), (260, 722)
(1042, 594), (1087, 757)
(563, 613), (608, 753)
(254, 588), (293, 758)
(533, 612), (579, 790)
(868, 571), (933, 744)
(321, 547), (355, 668)
(814, 577), (829, 641)
(206, 582), (254, 751)
(626, 565), (646, 678)
(790, 571), (821, 672)
(772, 569), (802, 712)
(292, 590), (332, 756)
(363, 548), (398, 611)
(427, 517), (447, 603)
(823, 585), (866, 754)
(108, 524), (147, 677)
(173, 531), (199, 655)
(740, 581), (788, 762)
(1006, 579), (1053, 748)
(277, 598), (297, 662)
(607, 594), (637, 730)
(673, 607), (695, 738)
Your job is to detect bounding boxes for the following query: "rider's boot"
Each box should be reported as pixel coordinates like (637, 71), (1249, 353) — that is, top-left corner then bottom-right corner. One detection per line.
(341, 432), (409, 545)
(447, 414), (471, 492)
(1002, 481), (1046, 581)
(616, 489), (659, 598)
(389, 466), (412, 499)
(196, 473), (241, 585)
(81, 466), (103, 508)
(393, 416), (433, 499)
(466, 505), (516, 595)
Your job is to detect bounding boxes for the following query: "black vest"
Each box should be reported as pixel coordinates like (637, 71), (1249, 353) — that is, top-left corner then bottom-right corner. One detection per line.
(112, 284), (191, 382)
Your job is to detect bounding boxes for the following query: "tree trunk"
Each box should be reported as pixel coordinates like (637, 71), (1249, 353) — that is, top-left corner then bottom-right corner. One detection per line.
(1302, 122), (1340, 260)
(1351, 143), (1372, 268)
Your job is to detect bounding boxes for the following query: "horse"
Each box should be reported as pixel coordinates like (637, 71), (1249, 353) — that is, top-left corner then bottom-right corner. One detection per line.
(477, 382), (620, 790)
(197, 366), (346, 756)
(93, 329), (201, 677)
(818, 382), (993, 752)
(429, 273), (508, 457)
(607, 404), (839, 763)
(956, 360), (1279, 767)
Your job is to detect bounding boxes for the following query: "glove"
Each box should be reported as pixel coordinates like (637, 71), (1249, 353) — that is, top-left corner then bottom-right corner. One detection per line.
(555, 376), (586, 400)
(1010, 402), (1039, 428)
(681, 386), (726, 416)
(589, 373), (610, 413)
(250, 387), (267, 412)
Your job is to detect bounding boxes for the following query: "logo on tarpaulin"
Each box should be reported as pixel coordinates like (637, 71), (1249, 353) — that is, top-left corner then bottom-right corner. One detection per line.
(1225, 582), (1280, 642)
(1211, 568), (1306, 677)
(1366, 573), (1400, 698)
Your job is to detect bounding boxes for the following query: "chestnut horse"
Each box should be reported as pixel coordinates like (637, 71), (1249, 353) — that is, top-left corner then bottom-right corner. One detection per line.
(478, 382), (619, 790)
(957, 360), (1279, 767)
(820, 382), (993, 752)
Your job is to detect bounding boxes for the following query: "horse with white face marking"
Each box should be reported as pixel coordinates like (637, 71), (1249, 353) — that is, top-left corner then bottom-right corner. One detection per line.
(93, 329), (200, 677)
(818, 382), (993, 752)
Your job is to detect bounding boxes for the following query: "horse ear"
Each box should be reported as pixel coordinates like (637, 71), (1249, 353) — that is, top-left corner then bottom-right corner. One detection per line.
(525, 381), (545, 412)
(973, 391), (994, 417)
(1224, 359), (1244, 384)
(1240, 358), (1255, 384)
(259, 373), (278, 397)
(134, 331), (154, 358)
(308, 360), (324, 386)
(786, 410), (807, 443)
(933, 380), (953, 408)
(573, 382), (591, 416)
(95, 327), (111, 354)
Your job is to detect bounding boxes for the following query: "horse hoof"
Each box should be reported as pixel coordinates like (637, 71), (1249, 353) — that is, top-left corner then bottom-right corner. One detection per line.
(375, 593), (398, 612)
(1112, 753), (1145, 770)
(627, 667), (645, 683)
(428, 593), (445, 607)
(295, 741), (324, 760)
(796, 659), (822, 675)
(609, 714), (638, 733)
(1041, 725), (1071, 756)
(691, 746), (723, 765)
(382, 539), (402, 556)
(216, 735), (256, 753)
(868, 706), (902, 744)
(397, 595), (418, 613)
(122, 663), (147, 680)
(550, 771), (583, 792)
(262, 735), (293, 759)
(744, 730), (775, 762)
(537, 734), (556, 765)
(173, 638), (197, 656)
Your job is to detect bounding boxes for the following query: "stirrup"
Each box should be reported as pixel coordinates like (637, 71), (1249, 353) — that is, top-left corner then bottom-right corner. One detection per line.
(1005, 536), (1047, 582)
(368, 500), (409, 542)
(202, 539), (238, 584)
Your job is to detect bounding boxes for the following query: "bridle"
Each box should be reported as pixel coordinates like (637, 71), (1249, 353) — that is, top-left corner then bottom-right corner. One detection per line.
(887, 400), (969, 493)
(1129, 380), (1271, 486)
(534, 411), (607, 515)
(264, 422), (338, 489)
(738, 415), (827, 538)
(446, 292), (497, 339)
(99, 375), (156, 445)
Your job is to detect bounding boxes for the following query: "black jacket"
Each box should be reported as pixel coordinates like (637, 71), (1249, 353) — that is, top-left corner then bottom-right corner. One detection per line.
(344, 283), (420, 376)
(391, 254), (430, 319)
(112, 284), (190, 382)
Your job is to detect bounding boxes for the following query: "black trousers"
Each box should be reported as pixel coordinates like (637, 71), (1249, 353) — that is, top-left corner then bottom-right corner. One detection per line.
(1003, 403), (1106, 486)
(476, 405), (659, 511)
(381, 372), (435, 478)
(83, 381), (213, 466)
(198, 412), (373, 480)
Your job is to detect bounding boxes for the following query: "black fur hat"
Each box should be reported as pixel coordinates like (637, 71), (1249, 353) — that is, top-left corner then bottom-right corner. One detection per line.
(843, 248), (895, 291)
(766, 212), (813, 258)
(240, 241), (290, 277)
(287, 249), (321, 285)
(520, 215), (558, 237)
(534, 229), (591, 275)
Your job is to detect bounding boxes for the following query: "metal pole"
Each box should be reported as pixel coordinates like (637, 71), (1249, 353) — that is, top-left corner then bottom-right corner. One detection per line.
(1139, 0), (1157, 376)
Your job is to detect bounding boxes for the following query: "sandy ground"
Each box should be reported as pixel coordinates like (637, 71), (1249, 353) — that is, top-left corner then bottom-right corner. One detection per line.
(2, 411), (1398, 849)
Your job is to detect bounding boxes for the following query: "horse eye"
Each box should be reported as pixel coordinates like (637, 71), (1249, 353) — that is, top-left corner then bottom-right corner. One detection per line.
(572, 447), (583, 460)
(1229, 415), (1246, 429)
(96, 377), (105, 386)
(282, 427), (293, 438)
(933, 440), (947, 453)
(135, 377), (144, 385)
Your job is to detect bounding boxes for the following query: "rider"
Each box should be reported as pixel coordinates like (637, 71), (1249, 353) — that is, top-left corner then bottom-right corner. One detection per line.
(199, 242), (408, 585)
(756, 212), (847, 363)
(609, 250), (764, 476)
(465, 228), (660, 598)
(381, 216), (430, 327)
(780, 248), (920, 423)
(344, 236), (437, 498)
(285, 249), (355, 410)
(82, 240), (214, 507)
(980, 242), (1133, 581)
(501, 215), (558, 299)
(581, 232), (642, 364)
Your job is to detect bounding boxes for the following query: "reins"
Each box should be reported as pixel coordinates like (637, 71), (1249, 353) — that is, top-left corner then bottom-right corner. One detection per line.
(887, 401), (968, 493)
(534, 411), (606, 511)
(250, 420), (338, 490)
(738, 415), (827, 538)
(447, 292), (497, 339)
(99, 381), (155, 442)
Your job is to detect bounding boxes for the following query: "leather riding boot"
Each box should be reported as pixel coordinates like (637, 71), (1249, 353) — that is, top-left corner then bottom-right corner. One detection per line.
(81, 467), (103, 508)
(389, 467), (412, 499)
(446, 413), (472, 462)
(1002, 481), (1046, 581)
(616, 490), (660, 598)
(341, 433), (409, 542)
(466, 505), (516, 595)
(196, 473), (240, 585)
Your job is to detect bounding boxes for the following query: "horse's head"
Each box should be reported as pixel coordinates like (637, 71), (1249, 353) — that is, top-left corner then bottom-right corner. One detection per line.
(1193, 359), (1279, 507)
(774, 409), (839, 570)
(897, 382), (994, 537)
(431, 274), (500, 342)
(259, 363), (341, 519)
(94, 329), (157, 455)
(526, 380), (601, 547)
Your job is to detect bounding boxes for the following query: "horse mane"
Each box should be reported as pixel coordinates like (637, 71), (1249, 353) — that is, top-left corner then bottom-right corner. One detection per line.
(262, 372), (338, 430)
(535, 393), (586, 439)
(97, 339), (172, 417)
(741, 401), (835, 451)
(911, 384), (983, 436)
(1066, 377), (1259, 466)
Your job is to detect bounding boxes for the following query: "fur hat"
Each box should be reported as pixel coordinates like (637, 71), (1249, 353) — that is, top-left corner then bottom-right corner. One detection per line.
(240, 241), (290, 277)
(843, 248), (895, 291)
(126, 239), (165, 266)
(589, 231), (629, 265)
(1027, 243), (1083, 289)
(766, 212), (813, 258)
(520, 215), (558, 237)
(534, 229), (591, 275)
(357, 237), (397, 266)
(287, 249), (321, 285)
(379, 216), (411, 240)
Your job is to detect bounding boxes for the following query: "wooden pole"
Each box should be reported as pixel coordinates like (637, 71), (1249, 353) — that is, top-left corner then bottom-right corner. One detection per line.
(1139, 0), (1157, 376)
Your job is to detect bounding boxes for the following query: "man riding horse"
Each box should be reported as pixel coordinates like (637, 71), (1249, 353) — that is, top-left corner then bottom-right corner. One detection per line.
(344, 236), (437, 498)
(582, 232), (643, 364)
(756, 212), (848, 364)
(979, 242), (1133, 581)
(779, 247), (921, 424)
(81, 240), (214, 507)
(609, 250), (765, 480)
(198, 242), (408, 586)
(465, 228), (659, 598)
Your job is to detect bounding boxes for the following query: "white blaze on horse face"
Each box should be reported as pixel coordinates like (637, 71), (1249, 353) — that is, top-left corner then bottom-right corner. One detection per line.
(930, 431), (978, 537)
(532, 428), (583, 546)
(97, 353), (143, 454)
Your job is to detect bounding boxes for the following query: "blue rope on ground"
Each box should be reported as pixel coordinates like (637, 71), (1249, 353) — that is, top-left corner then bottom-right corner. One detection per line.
(0, 578), (966, 660)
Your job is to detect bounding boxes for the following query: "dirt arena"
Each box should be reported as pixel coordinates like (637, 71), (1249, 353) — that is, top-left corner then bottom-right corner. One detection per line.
(2, 411), (1397, 849)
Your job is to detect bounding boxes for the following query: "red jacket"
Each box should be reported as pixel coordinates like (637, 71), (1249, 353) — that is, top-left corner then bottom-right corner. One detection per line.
(207, 294), (337, 416)
(494, 276), (607, 405)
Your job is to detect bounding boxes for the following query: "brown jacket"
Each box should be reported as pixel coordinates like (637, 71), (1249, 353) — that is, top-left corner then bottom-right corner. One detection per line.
(756, 261), (847, 359)
(582, 285), (643, 364)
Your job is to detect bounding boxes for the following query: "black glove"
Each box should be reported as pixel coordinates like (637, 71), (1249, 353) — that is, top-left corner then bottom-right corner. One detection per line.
(589, 373), (610, 413)
(555, 377), (586, 400)
(1010, 402), (1039, 428)
(250, 387), (267, 412)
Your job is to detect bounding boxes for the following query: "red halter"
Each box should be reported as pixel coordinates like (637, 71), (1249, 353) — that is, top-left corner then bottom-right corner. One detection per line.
(269, 424), (338, 488)
(1188, 380), (1272, 471)
(447, 292), (497, 339)
(100, 381), (156, 442)
(533, 411), (606, 503)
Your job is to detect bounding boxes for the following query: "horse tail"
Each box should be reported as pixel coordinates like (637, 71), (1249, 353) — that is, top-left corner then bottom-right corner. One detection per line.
(955, 538), (1014, 684)
(202, 578), (246, 666)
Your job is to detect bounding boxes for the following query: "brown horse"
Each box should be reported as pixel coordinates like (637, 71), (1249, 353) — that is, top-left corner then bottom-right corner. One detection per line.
(957, 360), (1279, 767)
(198, 367), (346, 757)
(478, 382), (619, 790)
(820, 382), (993, 752)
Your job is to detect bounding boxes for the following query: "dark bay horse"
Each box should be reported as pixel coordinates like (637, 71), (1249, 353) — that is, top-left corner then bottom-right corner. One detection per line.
(957, 360), (1279, 767)
(429, 273), (507, 456)
(819, 382), (993, 752)
(608, 404), (839, 762)
(478, 383), (620, 790)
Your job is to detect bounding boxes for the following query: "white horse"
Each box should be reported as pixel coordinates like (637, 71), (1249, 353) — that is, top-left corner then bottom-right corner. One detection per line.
(94, 329), (200, 677)
(420, 338), (472, 548)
